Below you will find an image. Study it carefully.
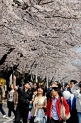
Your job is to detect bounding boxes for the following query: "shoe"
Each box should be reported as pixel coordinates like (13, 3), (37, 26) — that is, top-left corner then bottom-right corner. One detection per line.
(3, 115), (6, 118)
(13, 118), (15, 122)
(6, 116), (11, 119)
(20, 119), (23, 123)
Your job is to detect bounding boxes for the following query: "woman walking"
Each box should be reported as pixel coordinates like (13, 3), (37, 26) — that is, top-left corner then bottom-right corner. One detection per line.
(46, 86), (70, 123)
(30, 85), (47, 123)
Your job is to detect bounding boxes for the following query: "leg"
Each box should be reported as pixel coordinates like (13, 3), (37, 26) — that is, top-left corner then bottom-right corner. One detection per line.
(50, 118), (59, 123)
(8, 108), (11, 117)
(77, 112), (81, 123)
(66, 118), (71, 123)
(8, 101), (12, 117)
(29, 116), (34, 123)
(59, 120), (63, 123)
(8, 102), (15, 117)
(15, 106), (21, 123)
(12, 108), (16, 116)
(71, 110), (77, 123)
(47, 116), (50, 123)
(10, 102), (16, 116)
(0, 104), (6, 115)
(22, 109), (29, 123)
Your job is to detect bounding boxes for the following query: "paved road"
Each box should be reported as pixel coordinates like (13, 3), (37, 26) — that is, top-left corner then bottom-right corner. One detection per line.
(0, 101), (14, 123)
(0, 101), (29, 123)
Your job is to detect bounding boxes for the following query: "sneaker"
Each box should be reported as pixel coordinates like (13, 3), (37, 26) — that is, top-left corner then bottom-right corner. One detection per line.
(6, 116), (11, 119)
(13, 118), (15, 123)
(20, 119), (23, 123)
(3, 115), (6, 118)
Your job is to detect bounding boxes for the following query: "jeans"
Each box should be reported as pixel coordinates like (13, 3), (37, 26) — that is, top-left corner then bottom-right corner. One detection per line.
(0, 104), (6, 115)
(77, 112), (81, 123)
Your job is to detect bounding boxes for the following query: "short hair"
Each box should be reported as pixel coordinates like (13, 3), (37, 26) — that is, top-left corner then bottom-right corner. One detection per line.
(52, 87), (63, 97)
(52, 87), (59, 92)
(64, 83), (68, 88)
(70, 80), (77, 84)
(78, 81), (81, 87)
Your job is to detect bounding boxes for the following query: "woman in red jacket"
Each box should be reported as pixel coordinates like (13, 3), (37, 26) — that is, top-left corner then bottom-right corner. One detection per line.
(46, 87), (70, 123)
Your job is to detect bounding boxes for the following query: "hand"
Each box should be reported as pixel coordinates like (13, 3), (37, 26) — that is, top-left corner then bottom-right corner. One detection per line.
(65, 115), (69, 120)
(13, 75), (16, 81)
(38, 105), (43, 109)
(16, 102), (18, 104)
(32, 99), (34, 102)
(14, 107), (16, 110)
(14, 86), (18, 90)
(30, 101), (32, 104)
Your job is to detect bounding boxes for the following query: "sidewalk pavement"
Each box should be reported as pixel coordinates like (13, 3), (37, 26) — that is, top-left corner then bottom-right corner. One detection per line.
(0, 100), (14, 123)
(1, 100), (66, 123)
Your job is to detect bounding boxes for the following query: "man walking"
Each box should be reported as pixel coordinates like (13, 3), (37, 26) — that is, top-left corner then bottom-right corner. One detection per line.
(13, 76), (32, 123)
(0, 82), (6, 118)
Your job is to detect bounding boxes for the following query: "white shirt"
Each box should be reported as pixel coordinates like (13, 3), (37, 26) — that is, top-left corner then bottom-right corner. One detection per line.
(8, 90), (14, 102)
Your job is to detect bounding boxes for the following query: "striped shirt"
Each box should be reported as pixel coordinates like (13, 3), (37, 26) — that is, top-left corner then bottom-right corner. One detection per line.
(52, 96), (59, 120)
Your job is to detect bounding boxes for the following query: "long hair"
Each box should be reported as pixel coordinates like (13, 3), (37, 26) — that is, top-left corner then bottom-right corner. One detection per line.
(37, 85), (46, 96)
(52, 87), (63, 103)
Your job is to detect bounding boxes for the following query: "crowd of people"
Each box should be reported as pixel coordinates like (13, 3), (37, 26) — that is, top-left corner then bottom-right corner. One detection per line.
(0, 75), (81, 123)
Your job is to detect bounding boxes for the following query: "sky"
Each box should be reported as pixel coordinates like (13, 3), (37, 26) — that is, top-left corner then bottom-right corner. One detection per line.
(76, 47), (81, 53)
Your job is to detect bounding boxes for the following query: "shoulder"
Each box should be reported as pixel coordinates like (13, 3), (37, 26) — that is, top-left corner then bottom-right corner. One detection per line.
(0, 86), (4, 89)
(28, 89), (32, 95)
(62, 97), (66, 101)
(62, 97), (69, 107)
(1, 86), (5, 91)
(43, 96), (47, 99)
(47, 97), (52, 103)
(60, 97), (67, 103)
(42, 96), (47, 101)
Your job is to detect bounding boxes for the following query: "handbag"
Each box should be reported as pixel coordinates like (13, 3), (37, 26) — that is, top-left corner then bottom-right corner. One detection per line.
(28, 111), (32, 120)
(34, 116), (47, 123)
(34, 109), (47, 123)
(60, 97), (70, 120)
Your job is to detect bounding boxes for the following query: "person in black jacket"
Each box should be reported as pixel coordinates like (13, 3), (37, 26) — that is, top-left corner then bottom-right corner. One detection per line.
(14, 82), (32, 123)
